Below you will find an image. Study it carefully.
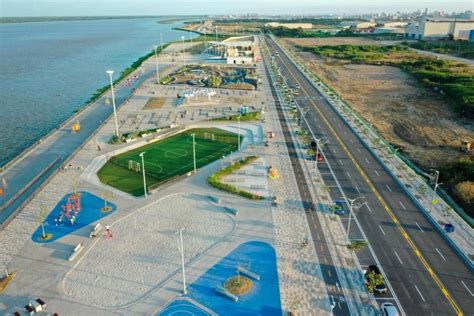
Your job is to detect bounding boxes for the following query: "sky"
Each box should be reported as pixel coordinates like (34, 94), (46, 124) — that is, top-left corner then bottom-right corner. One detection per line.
(0, 0), (472, 17)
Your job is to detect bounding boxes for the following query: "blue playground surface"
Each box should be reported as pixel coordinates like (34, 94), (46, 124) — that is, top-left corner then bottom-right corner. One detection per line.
(32, 191), (116, 243)
(160, 241), (281, 316)
(160, 299), (211, 316)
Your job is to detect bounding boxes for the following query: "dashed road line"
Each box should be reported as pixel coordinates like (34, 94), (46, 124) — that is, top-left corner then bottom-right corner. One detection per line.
(364, 158), (370, 164)
(415, 222), (424, 233)
(355, 184), (361, 194)
(399, 201), (407, 210)
(414, 285), (426, 302)
(338, 160), (344, 166)
(346, 172), (352, 179)
(394, 250), (404, 265)
(356, 148), (362, 154)
(385, 184), (393, 192)
(378, 225), (386, 236)
(461, 281), (473, 297)
(435, 248), (446, 261)
(374, 170), (380, 177)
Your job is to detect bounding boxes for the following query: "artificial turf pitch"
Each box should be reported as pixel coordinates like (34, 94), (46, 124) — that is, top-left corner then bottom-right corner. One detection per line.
(98, 128), (239, 196)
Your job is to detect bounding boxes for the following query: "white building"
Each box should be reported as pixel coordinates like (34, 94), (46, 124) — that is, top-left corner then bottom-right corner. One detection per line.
(207, 35), (258, 65)
(265, 22), (313, 29)
(340, 21), (377, 29)
(405, 17), (474, 40)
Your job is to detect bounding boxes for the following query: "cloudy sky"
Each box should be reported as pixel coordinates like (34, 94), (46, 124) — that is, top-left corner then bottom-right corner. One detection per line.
(0, 0), (472, 17)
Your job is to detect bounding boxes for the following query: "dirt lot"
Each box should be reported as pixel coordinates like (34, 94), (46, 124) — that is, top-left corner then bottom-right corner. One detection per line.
(282, 37), (474, 169)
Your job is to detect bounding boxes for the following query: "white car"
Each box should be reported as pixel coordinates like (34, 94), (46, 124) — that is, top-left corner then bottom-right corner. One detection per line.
(381, 302), (399, 316)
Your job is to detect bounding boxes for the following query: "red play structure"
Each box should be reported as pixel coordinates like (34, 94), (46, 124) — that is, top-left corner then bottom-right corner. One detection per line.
(59, 193), (82, 225)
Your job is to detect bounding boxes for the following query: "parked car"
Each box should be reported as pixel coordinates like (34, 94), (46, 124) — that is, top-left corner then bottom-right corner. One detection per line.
(381, 302), (399, 316)
(365, 265), (387, 294)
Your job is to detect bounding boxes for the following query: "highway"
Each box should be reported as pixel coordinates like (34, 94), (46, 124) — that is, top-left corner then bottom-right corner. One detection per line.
(264, 35), (473, 316)
(263, 52), (352, 316)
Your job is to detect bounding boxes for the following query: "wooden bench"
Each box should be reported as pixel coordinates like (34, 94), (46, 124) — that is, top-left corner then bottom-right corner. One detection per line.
(68, 243), (84, 262)
(237, 266), (260, 281)
(89, 223), (102, 238)
(215, 286), (239, 302)
(224, 206), (238, 216)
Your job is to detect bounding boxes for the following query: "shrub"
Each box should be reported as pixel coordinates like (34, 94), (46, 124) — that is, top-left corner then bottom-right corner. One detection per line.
(456, 181), (474, 204)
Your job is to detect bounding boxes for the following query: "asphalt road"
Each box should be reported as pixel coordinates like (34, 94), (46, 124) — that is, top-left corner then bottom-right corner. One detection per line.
(0, 65), (157, 227)
(263, 55), (351, 316)
(265, 35), (473, 316)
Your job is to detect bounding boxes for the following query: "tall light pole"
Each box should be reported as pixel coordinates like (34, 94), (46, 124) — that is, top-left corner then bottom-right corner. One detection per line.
(315, 137), (328, 172)
(429, 169), (440, 213)
(139, 152), (147, 198)
(176, 228), (187, 294)
(160, 32), (164, 54)
(154, 45), (160, 84)
(106, 70), (119, 137)
(181, 36), (186, 68)
(342, 196), (366, 245)
(192, 133), (197, 173)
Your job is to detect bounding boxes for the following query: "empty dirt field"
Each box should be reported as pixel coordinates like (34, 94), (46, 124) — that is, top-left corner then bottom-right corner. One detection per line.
(281, 37), (474, 169)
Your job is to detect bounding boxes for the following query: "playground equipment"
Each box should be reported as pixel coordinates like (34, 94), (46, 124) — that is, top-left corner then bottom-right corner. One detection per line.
(71, 121), (81, 133)
(182, 88), (216, 103)
(267, 166), (280, 179)
(59, 193), (82, 225)
(240, 106), (249, 115)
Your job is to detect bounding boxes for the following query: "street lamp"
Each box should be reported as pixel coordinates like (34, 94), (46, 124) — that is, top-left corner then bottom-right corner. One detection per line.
(106, 70), (119, 137)
(139, 152), (147, 198)
(154, 45), (160, 84)
(315, 137), (328, 172)
(429, 169), (440, 213)
(176, 228), (187, 294)
(238, 114), (241, 151)
(191, 133), (197, 173)
(181, 36), (186, 68)
(341, 196), (366, 245)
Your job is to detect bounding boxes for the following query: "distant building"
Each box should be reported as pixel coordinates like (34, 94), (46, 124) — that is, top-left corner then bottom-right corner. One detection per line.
(404, 17), (474, 40)
(207, 35), (258, 65)
(340, 21), (377, 29)
(265, 22), (313, 29)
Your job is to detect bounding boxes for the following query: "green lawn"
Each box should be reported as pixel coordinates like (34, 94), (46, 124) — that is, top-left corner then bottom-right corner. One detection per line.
(98, 128), (239, 196)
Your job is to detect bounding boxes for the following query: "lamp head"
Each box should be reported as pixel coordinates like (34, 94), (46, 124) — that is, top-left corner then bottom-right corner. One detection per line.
(106, 70), (114, 75)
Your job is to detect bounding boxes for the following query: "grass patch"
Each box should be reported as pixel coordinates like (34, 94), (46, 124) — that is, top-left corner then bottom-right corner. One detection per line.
(224, 275), (253, 295)
(0, 272), (16, 294)
(98, 128), (239, 196)
(405, 40), (474, 59)
(143, 97), (167, 109)
(208, 156), (264, 200)
(213, 111), (261, 122)
(347, 240), (368, 252)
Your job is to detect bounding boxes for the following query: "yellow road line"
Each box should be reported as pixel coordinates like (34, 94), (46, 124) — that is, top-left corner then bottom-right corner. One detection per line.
(278, 51), (463, 316)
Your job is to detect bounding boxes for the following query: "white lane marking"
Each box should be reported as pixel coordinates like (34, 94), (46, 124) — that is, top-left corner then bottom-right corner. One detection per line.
(365, 158), (370, 164)
(350, 139), (354, 144)
(355, 184), (361, 194)
(385, 184), (392, 192)
(356, 148), (361, 153)
(415, 222), (424, 233)
(346, 172), (352, 179)
(414, 285), (426, 302)
(461, 281), (474, 296)
(374, 170), (380, 177)
(378, 225), (386, 236)
(435, 248), (446, 261)
(343, 130), (347, 135)
(366, 204), (373, 213)
(332, 148), (336, 154)
(399, 201), (407, 210)
(394, 250), (404, 265)
(339, 160), (344, 166)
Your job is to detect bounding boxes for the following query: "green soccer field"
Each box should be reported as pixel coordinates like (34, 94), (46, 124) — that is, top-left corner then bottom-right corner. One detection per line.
(97, 128), (240, 196)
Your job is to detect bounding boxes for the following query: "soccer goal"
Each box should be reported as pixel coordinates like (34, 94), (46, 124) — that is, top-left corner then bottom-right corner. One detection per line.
(128, 160), (141, 172)
(203, 132), (215, 141)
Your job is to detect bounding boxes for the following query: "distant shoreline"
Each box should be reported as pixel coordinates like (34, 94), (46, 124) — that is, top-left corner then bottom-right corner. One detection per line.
(0, 15), (204, 24)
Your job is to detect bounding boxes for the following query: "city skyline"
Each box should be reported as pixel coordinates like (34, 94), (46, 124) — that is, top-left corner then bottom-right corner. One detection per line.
(0, 0), (472, 17)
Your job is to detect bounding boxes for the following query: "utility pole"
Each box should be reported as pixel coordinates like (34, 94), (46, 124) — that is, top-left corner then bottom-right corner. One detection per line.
(106, 70), (119, 137)
(154, 45), (160, 84)
(343, 197), (366, 245)
(176, 228), (187, 294)
(429, 169), (440, 213)
(139, 152), (147, 197)
(192, 133), (196, 173)
(238, 115), (241, 151)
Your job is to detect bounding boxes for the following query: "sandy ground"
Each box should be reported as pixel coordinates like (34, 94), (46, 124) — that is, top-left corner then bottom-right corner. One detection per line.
(282, 37), (474, 169)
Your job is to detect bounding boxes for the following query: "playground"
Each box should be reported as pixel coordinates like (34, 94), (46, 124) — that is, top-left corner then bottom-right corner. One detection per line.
(161, 65), (259, 91)
(32, 191), (116, 243)
(97, 128), (240, 196)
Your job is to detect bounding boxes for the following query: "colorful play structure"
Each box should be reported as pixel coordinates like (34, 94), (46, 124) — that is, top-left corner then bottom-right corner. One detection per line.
(267, 166), (280, 180)
(59, 192), (82, 225)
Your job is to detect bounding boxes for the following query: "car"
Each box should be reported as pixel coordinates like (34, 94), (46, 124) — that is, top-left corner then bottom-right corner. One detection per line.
(335, 208), (345, 216)
(381, 302), (399, 316)
(365, 265), (387, 294)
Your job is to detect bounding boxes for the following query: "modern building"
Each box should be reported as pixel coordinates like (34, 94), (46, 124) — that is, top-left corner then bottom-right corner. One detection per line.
(206, 35), (258, 65)
(340, 21), (377, 29)
(404, 17), (474, 40)
(264, 22), (313, 29)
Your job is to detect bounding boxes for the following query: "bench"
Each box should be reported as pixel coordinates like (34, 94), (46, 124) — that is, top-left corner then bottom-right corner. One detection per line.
(237, 266), (260, 281)
(215, 286), (239, 302)
(250, 184), (266, 190)
(224, 206), (238, 216)
(89, 223), (102, 238)
(209, 195), (221, 204)
(68, 243), (84, 262)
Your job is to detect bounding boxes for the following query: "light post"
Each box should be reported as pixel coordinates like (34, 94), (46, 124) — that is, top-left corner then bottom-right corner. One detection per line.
(160, 32), (164, 54)
(106, 70), (119, 137)
(192, 133), (197, 173)
(139, 152), (147, 198)
(315, 137), (328, 172)
(154, 45), (160, 84)
(429, 169), (440, 213)
(238, 114), (241, 151)
(176, 228), (187, 294)
(181, 36), (186, 68)
(342, 196), (366, 245)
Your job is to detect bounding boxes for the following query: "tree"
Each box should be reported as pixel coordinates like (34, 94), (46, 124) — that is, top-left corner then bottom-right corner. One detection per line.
(366, 272), (385, 293)
(455, 181), (474, 204)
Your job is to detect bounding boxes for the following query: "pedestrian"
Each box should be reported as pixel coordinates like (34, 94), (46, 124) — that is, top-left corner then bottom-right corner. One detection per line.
(97, 144), (101, 151)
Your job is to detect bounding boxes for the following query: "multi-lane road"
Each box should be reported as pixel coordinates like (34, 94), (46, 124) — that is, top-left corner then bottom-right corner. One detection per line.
(264, 35), (473, 315)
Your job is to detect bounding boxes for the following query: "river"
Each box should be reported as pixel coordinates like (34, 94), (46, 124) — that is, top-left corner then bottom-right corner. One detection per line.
(0, 18), (195, 167)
